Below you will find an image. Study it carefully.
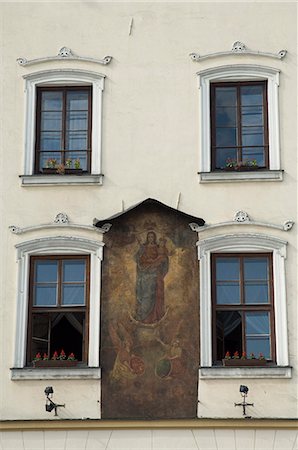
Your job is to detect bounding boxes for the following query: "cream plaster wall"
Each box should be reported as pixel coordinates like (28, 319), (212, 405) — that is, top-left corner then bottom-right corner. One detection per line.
(0, 1), (297, 423)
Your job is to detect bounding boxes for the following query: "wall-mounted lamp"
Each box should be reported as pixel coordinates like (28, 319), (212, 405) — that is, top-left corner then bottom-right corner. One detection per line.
(44, 386), (65, 416)
(234, 385), (254, 418)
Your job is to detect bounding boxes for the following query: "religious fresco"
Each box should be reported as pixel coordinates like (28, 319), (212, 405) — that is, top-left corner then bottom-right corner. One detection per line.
(100, 201), (200, 419)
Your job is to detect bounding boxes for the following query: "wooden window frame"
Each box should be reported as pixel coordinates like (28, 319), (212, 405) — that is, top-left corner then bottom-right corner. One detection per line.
(210, 80), (269, 171)
(27, 255), (90, 365)
(34, 86), (92, 174)
(211, 253), (276, 365)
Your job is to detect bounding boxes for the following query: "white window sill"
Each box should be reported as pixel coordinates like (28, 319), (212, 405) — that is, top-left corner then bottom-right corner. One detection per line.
(199, 366), (292, 379)
(11, 367), (101, 380)
(20, 174), (103, 186)
(199, 170), (283, 183)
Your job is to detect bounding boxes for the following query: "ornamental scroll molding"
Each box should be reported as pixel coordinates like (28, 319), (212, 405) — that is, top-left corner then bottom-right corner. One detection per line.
(189, 211), (294, 233)
(9, 212), (108, 235)
(190, 41), (287, 63)
(17, 47), (112, 67)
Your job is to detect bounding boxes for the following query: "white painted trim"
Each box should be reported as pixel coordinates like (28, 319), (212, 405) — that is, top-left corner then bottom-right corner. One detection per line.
(11, 367), (101, 380)
(197, 233), (289, 368)
(23, 69), (105, 178)
(196, 65), (281, 174)
(14, 236), (104, 369)
(199, 366), (292, 379)
(199, 170), (283, 183)
(20, 174), (103, 186)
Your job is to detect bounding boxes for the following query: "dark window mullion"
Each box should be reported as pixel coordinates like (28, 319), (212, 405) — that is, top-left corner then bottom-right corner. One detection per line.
(237, 86), (242, 162)
(57, 260), (62, 306)
(62, 89), (67, 164)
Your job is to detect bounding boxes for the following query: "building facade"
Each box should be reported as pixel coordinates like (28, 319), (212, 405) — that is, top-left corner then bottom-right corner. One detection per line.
(0, 2), (297, 449)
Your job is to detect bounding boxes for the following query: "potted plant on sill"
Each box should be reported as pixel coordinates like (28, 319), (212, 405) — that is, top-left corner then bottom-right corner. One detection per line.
(222, 351), (267, 367)
(41, 158), (83, 175)
(224, 158), (259, 172)
(33, 350), (78, 368)
(41, 158), (58, 174)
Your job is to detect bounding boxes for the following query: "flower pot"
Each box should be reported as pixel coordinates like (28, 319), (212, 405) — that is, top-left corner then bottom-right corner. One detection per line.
(33, 360), (78, 368)
(41, 168), (57, 174)
(64, 168), (83, 175)
(222, 358), (267, 367)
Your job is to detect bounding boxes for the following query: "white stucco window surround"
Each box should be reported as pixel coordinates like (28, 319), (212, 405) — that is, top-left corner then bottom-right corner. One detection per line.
(20, 69), (105, 186)
(11, 236), (103, 380)
(197, 65), (283, 183)
(197, 233), (291, 379)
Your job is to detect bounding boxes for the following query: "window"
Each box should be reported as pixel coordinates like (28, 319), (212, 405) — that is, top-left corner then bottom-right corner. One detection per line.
(27, 255), (90, 365)
(211, 81), (269, 171)
(212, 253), (275, 363)
(197, 233), (290, 377)
(35, 87), (92, 174)
(197, 65), (282, 182)
(12, 236), (103, 379)
(21, 69), (104, 186)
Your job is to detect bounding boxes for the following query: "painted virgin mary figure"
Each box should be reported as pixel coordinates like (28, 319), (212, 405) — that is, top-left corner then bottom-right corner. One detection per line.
(135, 231), (169, 323)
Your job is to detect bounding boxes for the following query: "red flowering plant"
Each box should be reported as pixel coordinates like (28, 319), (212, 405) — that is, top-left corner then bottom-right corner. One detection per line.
(33, 352), (42, 361)
(241, 352), (247, 360)
(51, 351), (59, 360)
(59, 349), (66, 360)
(233, 351), (240, 359)
(224, 351), (231, 360)
(67, 353), (77, 361)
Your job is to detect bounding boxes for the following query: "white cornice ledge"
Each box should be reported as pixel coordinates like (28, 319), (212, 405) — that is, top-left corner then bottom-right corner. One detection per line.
(9, 213), (105, 235)
(199, 366), (292, 379)
(20, 174), (103, 186)
(199, 170), (283, 183)
(11, 367), (101, 380)
(190, 211), (294, 234)
(17, 47), (112, 67)
(190, 41), (287, 63)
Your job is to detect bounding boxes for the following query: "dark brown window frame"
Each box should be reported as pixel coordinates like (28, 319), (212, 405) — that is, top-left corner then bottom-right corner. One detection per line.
(27, 254), (90, 365)
(210, 80), (269, 171)
(211, 253), (276, 365)
(34, 85), (92, 174)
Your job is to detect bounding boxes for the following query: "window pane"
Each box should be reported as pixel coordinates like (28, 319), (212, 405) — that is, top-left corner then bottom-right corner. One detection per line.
(63, 260), (86, 282)
(66, 111), (88, 131)
(41, 91), (63, 111)
(41, 111), (63, 131)
(31, 314), (49, 359)
(216, 311), (242, 360)
(216, 257), (239, 280)
(242, 147), (265, 166)
(215, 87), (237, 106)
(244, 258), (268, 280)
(62, 285), (85, 305)
(39, 153), (62, 170)
(246, 337), (270, 358)
(216, 283), (240, 304)
(216, 107), (236, 127)
(242, 127), (264, 146)
(216, 128), (237, 146)
(241, 106), (263, 126)
(35, 261), (58, 282)
(67, 91), (89, 110)
(40, 132), (62, 150)
(34, 286), (57, 306)
(240, 86), (263, 106)
(65, 152), (88, 170)
(215, 148), (237, 169)
(66, 131), (88, 150)
(245, 312), (270, 334)
(245, 283), (269, 303)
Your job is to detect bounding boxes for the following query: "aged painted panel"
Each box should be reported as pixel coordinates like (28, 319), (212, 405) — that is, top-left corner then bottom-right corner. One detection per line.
(100, 202), (200, 419)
